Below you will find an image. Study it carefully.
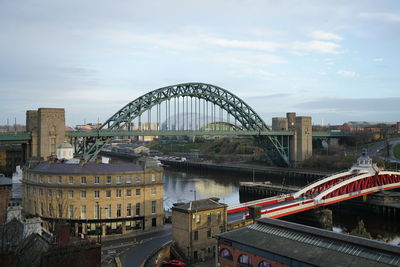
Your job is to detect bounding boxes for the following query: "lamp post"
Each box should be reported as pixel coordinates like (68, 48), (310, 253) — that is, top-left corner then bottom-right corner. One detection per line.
(190, 189), (197, 200)
(96, 201), (102, 244)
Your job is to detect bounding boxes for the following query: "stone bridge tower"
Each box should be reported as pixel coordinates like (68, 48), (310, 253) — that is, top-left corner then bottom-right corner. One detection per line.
(26, 108), (66, 160)
(272, 112), (312, 166)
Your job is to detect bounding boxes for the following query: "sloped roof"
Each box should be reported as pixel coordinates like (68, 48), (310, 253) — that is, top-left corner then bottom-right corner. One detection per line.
(172, 198), (227, 213)
(217, 218), (400, 267)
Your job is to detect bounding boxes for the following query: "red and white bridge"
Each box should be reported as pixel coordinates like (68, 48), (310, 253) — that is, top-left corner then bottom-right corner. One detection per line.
(227, 153), (400, 221)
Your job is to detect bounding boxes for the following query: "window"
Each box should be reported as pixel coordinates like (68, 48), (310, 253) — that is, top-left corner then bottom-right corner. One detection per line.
(39, 188), (43, 196)
(58, 176), (62, 184)
(40, 202), (44, 215)
(258, 261), (272, 267)
(127, 204), (132, 217)
(126, 176), (132, 184)
(207, 213), (211, 223)
(217, 211), (222, 221)
(94, 204), (99, 219)
(81, 191), (86, 199)
(194, 231), (198, 241)
(68, 205), (74, 218)
(106, 190), (111, 198)
(48, 176), (52, 183)
(49, 204), (53, 217)
(151, 174), (156, 182)
(68, 176), (74, 184)
(136, 188), (141, 196)
(40, 176), (43, 183)
(220, 248), (233, 261)
(48, 189), (52, 197)
(207, 228), (211, 238)
(238, 254), (251, 265)
(151, 187), (156, 195)
(106, 204), (111, 218)
(196, 214), (201, 224)
(116, 204), (121, 217)
(106, 176), (112, 184)
(94, 191), (100, 199)
(136, 203), (140, 216)
(94, 176), (99, 184)
(116, 189), (122, 198)
(57, 190), (62, 199)
(68, 190), (74, 199)
(81, 205), (87, 219)
(136, 176), (141, 183)
(81, 176), (87, 184)
(58, 204), (62, 217)
(126, 189), (132, 196)
(219, 226), (225, 233)
(116, 176), (122, 184)
(151, 201), (156, 214)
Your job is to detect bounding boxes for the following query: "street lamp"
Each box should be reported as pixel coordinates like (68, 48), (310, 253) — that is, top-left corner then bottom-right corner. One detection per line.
(190, 189), (197, 200)
(96, 201), (102, 244)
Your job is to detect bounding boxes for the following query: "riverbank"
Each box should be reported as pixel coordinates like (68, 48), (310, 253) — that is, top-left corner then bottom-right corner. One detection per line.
(161, 159), (331, 180)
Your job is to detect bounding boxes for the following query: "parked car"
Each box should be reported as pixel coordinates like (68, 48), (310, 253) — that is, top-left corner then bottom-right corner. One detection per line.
(161, 259), (186, 267)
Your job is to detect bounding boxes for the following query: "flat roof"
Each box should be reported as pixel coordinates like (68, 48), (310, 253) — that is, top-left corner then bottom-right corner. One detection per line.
(27, 162), (143, 175)
(217, 218), (400, 267)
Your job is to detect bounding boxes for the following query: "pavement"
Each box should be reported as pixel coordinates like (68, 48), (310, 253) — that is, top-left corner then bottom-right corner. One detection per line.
(101, 224), (172, 267)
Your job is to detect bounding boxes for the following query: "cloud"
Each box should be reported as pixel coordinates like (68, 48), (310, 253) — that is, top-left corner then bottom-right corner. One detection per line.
(338, 70), (356, 77)
(359, 12), (400, 22)
(373, 58), (384, 62)
(207, 37), (284, 51)
(208, 51), (287, 66)
(309, 30), (343, 41)
(292, 40), (342, 54)
(296, 97), (400, 114)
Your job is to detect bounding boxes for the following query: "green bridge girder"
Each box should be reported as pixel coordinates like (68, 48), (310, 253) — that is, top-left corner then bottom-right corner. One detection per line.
(0, 132), (31, 143)
(68, 130), (294, 137)
(0, 130), (351, 142)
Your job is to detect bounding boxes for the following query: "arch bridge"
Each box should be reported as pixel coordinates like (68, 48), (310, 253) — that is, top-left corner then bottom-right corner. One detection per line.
(75, 83), (292, 166)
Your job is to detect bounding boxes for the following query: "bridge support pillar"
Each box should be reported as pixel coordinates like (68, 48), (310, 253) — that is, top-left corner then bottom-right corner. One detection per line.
(248, 205), (261, 221)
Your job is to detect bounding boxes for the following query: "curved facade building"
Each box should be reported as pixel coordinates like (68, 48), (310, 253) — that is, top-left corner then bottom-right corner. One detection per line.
(22, 162), (164, 236)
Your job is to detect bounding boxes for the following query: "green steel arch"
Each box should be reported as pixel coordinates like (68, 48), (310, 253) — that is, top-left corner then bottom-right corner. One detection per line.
(80, 82), (290, 166)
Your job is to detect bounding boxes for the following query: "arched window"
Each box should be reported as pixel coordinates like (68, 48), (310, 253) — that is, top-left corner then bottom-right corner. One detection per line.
(238, 254), (251, 265)
(219, 248), (233, 261)
(258, 261), (272, 267)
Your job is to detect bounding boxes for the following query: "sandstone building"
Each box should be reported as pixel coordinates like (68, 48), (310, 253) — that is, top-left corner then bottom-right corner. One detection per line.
(22, 161), (164, 236)
(172, 198), (227, 263)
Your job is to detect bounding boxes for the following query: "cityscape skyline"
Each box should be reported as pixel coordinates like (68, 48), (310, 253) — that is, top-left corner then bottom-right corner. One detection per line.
(1, 0), (399, 126)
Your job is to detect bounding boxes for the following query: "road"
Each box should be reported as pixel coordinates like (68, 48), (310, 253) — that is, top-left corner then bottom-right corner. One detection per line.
(101, 225), (172, 266)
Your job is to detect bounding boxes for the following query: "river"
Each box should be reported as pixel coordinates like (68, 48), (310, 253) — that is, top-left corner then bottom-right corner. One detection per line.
(163, 168), (400, 246)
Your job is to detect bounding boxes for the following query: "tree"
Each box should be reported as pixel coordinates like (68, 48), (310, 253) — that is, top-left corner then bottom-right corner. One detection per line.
(350, 220), (372, 239)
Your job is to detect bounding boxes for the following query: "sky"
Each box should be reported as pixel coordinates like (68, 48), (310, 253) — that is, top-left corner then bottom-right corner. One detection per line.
(0, 0), (399, 127)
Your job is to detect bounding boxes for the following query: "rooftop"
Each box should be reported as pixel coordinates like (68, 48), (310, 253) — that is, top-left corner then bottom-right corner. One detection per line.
(172, 198), (227, 213)
(217, 218), (400, 267)
(27, 162), (143, 175)
(0, 177), (12, 186)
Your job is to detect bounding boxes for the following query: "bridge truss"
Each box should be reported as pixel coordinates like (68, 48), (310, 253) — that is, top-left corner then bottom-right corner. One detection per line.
(77, 83), (291, 166)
